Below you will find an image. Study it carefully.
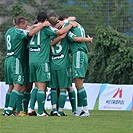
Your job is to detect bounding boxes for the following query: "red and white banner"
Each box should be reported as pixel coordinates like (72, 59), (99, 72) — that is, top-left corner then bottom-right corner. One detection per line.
(99, 84), (133, 110)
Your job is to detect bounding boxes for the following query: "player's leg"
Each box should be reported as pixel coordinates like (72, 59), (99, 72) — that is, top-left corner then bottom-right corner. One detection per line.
(16, 65), (31, 116)
(58, 88), (67, 116)
(50, 88), (59, 115)
(6, 84), (22, 116)
(2, 85), (13, 115)
(15, 85), (26, 116)
(28, 63), (37, 115)
(37, 82), (48, 116)
(22, 67), (32, 114)
(36, 62), (50, 116)
(22, 53), (31, 114)
(5, 57), (23, 116)
(72, 51), (89, 116)
(23, 83), (32, 114)
(67, 86), (77, 115)
(44, 87), (49, 116)
(74, 78), (89, 116)
(57, 68), (71, 116)
(3, 57), (14, 115)
(47, 70), (60, 116)
(28, 83), (37, 116)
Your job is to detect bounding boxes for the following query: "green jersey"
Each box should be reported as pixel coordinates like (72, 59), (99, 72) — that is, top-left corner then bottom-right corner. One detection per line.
(5, 27), (29, 62)
(68, 24), (88, 54)
(29, 26), (57, 64)
(50, 23), (70, 70)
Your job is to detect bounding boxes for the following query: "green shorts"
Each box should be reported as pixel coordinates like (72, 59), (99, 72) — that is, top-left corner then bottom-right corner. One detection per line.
(29, 62), (51, 82)
(72, 51), (88, 79)
(47, 68), (72, 89)
(4, 56), (24, 85)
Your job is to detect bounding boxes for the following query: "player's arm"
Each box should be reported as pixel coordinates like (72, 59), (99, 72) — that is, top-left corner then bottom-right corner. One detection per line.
(68, 31), (93, 43)
(64, 17), (76, 22)
(68, 16), (76, 21)
(50, 33), (67, 46)
(73, 35), (93, 43)
(56, 24), (72, 35)
(28, 21), (50, 36)
(56, 21), (78, 35)
(26, 25), (36, 31)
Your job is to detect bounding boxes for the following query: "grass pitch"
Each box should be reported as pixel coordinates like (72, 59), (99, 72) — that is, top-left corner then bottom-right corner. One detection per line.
(0, 110), (133, 133)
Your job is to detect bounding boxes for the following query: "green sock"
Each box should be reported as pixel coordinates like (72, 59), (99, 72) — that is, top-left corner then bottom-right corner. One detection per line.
(51, 89), (57, 111)
(68, 89), (76, 112)
(29, 87), (37, 110)
(37, 90), (45, 115)
(58, 90), (66, 111)
(77, 87), (88, 107)
(3, 92), (11, 114)
(56, 89), (60, 111)
(16, 92), (24, 113)
(82, 89), (88, 107)
(23, 92), (30, 113)
(7, 90), (19, 114)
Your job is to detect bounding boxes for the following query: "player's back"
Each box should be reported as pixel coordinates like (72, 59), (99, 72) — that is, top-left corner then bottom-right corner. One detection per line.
(69, 24), (88, 54)
(50, 34), (70, 70)
(5, 27), (27, 61)
(29, 26), (56, 64)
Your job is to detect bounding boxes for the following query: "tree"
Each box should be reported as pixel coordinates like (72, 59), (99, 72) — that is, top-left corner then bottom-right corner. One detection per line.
(87, 26), (133, 84)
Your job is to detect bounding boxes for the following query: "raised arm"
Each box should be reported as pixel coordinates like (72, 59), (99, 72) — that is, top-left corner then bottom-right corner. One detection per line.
(67, 16), (76, 21)
(28, 21), (50, 36)
(50, 33), (67, 46)
(73, 35), (93, 43)
(56, 24), (72, 35)
(56, 21), (78, 35)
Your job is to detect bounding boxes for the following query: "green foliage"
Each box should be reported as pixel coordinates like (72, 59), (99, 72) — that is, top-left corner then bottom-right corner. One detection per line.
(11, 2), (27, 17)
(0, 4), (10, 16)
(10, 2), (35, 22)
(87, 26), (133, 84)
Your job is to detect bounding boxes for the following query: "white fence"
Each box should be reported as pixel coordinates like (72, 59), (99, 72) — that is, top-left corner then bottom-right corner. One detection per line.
(0, 82), (133, 111)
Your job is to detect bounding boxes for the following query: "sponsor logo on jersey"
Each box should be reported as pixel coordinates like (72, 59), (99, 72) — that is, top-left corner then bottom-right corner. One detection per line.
(7, 52), (14, 56)
(30, 48), (40, 52)
(52, 54), (64, 60)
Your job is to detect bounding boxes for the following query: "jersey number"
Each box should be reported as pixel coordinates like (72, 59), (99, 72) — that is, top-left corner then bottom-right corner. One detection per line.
(30, 31), (40, 46)
(51, 42), (62, 54)
(6, 35), (11, 50)
(78, 25), (85, 37)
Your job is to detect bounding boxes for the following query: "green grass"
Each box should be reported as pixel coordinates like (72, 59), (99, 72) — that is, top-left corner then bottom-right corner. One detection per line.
(0, 110), (133, 133)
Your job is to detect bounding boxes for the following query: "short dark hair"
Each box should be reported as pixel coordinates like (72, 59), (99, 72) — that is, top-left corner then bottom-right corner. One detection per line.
(47, 12), (57, 19)
(58, 14), (69, 21)
(37, 12), (48, 22)
(48, 17), (58, 26)
(15, 16), (28, 25)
